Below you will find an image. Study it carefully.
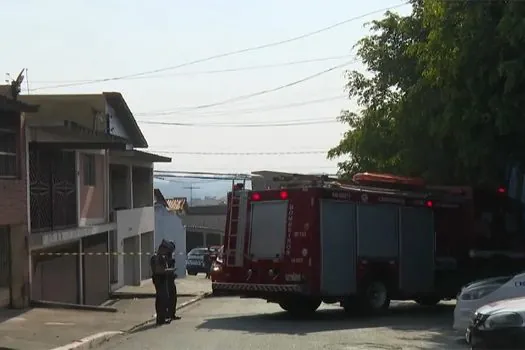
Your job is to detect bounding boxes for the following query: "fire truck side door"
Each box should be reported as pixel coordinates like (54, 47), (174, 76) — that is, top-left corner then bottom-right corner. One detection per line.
(398, 206), (435, 294)
(320, 200), (357, 296)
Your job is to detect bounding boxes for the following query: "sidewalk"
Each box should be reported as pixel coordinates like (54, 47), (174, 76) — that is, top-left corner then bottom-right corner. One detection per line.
(112, 274), (212, 298)
(0, 276), (212, 350)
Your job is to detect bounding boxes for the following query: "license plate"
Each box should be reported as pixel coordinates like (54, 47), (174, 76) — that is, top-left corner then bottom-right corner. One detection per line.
(189, 260), (203, 266)
(465, 328), (471, 344)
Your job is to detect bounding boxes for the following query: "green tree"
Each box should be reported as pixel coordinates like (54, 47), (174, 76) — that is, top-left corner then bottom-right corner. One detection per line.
(330, 0), (525, 186)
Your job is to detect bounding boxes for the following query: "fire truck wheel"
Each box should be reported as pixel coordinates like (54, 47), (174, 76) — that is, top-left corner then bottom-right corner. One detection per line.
(279, 297), (321, 317)
(362, 281), (390, 313)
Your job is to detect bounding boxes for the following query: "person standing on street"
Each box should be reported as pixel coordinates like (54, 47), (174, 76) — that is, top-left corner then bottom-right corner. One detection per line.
(166, 240), (181, 320)
(150, 240), (174, 325)
(204, 249), (212, 279)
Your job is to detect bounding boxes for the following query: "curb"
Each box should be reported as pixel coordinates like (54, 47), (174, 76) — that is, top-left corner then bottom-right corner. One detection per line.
(126, 292), (212, 333)
(49, 331), (123, 350)
(49, 292), (211, 350)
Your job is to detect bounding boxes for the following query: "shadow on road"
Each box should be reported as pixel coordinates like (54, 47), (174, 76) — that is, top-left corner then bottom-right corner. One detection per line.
(197, 302), (464, 349)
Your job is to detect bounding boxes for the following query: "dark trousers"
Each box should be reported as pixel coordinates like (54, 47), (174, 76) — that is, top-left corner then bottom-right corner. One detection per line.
(152, 276), (169, 324)
(167, 278), (177, 317)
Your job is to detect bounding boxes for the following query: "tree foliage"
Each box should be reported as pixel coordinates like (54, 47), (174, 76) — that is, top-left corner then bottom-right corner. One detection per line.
(329, 0), (525, 186)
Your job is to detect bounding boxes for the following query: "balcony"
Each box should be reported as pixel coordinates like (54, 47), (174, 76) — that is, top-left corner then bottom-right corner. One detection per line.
(113, 206), (154, 239)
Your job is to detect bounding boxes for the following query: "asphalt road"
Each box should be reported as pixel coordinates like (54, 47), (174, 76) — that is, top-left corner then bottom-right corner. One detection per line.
(98, 297), (466, 350)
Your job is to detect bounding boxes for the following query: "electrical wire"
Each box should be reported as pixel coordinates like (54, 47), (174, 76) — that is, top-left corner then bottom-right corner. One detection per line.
(136, 95), (345, 117)
(29, 3), (408, 91)
(150, 150), (328, 156)
(137, 60), (353, 114)
(138, 118), (338, 127)
(32, 56), (353, 84)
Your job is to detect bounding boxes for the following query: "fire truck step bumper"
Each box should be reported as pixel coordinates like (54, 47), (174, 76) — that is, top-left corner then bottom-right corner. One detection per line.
(212, 282), (303, 293)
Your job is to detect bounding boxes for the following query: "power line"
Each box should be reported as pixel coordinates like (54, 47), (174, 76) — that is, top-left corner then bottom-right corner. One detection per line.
(139, 60), (353, 114)
(150, 150), (328, 156)
(32, 56), (353, 84)
(29, 3), (408, 91)
(136, 95), (345, 118)
(138, 118), (338, 127)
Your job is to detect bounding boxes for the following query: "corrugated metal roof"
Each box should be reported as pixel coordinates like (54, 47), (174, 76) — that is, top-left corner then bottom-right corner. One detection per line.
(165, 197), (188, 213)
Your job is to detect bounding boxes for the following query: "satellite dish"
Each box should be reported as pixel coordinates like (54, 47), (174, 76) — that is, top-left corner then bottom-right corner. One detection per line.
(10, 69), (25, 99)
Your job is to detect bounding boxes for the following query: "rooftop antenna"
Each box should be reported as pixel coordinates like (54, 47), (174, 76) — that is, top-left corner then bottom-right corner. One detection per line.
(183, 184), (201, 206)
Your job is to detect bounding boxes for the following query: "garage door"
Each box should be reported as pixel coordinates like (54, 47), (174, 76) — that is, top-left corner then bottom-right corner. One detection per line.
(32, 243), (78, 304)
(82, 233), (109, 305)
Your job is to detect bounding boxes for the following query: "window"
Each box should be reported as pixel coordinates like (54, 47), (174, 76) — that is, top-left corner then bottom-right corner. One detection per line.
(0, 114), (19, 178)
(83, 154), (96, 186)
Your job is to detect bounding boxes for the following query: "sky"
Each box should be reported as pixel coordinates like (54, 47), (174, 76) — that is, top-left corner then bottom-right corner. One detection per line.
(3, 0), (411, 197)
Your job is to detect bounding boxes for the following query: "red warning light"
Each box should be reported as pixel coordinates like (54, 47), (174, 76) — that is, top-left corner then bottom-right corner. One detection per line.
(251, 192), (261, 201)
(426, 200), (433, 208)
(497, 187), (506, 194)
(279, 191), (289, 200)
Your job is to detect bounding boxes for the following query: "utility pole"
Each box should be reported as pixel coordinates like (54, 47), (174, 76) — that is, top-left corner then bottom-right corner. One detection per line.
(183, 184), (201, 206)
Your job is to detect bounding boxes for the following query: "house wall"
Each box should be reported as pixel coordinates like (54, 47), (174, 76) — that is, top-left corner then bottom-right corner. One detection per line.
(79, 152), (106, 225)
(0, 113), (30, 308)
(154, 205), (187, 277)
(105, 103), (129, 140)
(112, 207), (154, 289)
(182, 214), (226, 233)
(0, 114), (27, 226)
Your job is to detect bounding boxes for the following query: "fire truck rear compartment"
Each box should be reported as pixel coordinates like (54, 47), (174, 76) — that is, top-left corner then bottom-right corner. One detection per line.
(249, 200), (288, 260)
(319, 200), (435, 300)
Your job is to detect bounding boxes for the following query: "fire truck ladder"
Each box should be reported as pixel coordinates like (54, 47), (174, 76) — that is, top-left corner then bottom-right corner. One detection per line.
(226, 180), (247, 267)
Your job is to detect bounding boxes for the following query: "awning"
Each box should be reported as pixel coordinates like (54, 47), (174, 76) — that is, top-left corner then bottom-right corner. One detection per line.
(110, 149), (172, 163)
(29, 120), (130, 150)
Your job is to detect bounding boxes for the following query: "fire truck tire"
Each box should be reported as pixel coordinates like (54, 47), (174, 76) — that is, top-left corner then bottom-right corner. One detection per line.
(279, 297), (321, 317)
(361, 280), (390, 313)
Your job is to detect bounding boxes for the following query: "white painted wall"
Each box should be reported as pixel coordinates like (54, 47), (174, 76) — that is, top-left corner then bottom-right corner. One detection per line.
(114, 206), (155, 289)
(116, 207), (154, 240)
(155, 204), (187, 278)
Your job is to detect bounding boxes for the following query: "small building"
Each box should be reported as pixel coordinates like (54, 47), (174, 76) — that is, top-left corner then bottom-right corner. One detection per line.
(181, 204), (227, 252)
(153, 189), (186, 277)
(18, 92), (171, 306)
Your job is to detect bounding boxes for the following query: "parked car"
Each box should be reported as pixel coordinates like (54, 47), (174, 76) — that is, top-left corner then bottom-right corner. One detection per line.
(466, 296), (525, 349)
(453, 273), (519, 331)
(186, 247), (210, 275)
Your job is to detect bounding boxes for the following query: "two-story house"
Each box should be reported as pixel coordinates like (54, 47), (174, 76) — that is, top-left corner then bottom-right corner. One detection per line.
(0, 87), (39, 309)
(18, 92), (170, 306)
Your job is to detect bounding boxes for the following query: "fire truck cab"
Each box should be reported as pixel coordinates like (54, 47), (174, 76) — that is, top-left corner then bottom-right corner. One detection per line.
(212, 173), (525, 316)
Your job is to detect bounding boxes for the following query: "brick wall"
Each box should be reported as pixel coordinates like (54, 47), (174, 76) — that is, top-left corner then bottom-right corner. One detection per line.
(0, 114), (27, 226)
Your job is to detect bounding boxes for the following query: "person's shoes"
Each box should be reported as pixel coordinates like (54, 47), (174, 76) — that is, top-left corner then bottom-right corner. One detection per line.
(165, 317), (172, 324)
(172, 315), (181, 320)
(156, 318), (165, 326)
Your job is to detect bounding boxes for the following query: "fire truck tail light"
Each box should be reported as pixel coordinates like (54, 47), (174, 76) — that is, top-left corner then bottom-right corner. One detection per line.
(251, 193), (261, 201)
(279, 190), (289, 200)
(426, 200), (433, 208)
(497, 187), (506, 194)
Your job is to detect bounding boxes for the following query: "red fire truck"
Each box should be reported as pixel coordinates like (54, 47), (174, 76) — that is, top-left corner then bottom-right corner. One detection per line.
(212, 173), (525, 315)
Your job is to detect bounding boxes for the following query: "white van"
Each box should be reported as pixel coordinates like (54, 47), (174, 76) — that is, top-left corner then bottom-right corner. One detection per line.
(453, 272), (525, 331)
